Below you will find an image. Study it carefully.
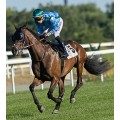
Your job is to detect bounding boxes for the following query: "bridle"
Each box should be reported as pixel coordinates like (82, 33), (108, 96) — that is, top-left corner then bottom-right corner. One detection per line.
(12, 32), (44, 48)
(12, 29), (44, 56)
(12, 40), (39, 49)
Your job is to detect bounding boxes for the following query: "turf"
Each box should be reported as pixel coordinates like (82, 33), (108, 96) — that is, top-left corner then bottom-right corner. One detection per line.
(6, 78), (114, 120)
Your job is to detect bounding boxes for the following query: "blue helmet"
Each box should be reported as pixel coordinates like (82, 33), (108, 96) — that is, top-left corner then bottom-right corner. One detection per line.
(33, 9), (44, 18)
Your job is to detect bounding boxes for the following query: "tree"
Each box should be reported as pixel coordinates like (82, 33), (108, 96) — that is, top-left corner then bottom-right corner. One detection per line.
(6, 3), (114, 50)
(64, 0), (68, 6)
(106, 2), (114, 19)
(103, 2), (114, 41)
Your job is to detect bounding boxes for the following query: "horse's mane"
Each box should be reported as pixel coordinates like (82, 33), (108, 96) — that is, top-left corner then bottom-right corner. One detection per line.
(24, 26), (40, 40)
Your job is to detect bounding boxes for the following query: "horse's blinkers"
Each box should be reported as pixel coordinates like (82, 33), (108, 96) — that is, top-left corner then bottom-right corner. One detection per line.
(11, 30), (25, 56)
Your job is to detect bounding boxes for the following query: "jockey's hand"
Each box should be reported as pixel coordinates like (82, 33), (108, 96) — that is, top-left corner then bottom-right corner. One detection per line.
(39, 32), (51, 39)
(39, 34), (47, 39)
(46, 32), (52, 37)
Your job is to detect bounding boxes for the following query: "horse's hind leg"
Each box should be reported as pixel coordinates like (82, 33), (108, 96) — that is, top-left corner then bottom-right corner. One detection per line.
(29, 77), (44, 113)
(52, 77), (65, 114)
(70, 63), (83, 103)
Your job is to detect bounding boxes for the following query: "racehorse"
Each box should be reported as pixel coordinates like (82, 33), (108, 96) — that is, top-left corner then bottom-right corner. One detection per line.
(11, 25), (111, 114)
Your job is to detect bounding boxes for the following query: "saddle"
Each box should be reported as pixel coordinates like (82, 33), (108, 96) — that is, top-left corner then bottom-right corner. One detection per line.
(42, 39), (78, 71)
(43, 40), (66, 58)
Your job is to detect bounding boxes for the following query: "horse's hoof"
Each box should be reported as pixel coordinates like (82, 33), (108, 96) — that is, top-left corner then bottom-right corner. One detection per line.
(58, 97), (64, 102)
(52, 109), (59, 114)
(61, 97), (64, 102)
(70, 98), (76, 103)
(39, 106), (45, 113)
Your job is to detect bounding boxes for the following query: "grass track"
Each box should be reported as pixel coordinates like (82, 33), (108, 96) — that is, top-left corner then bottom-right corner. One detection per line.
(7, 78), (114, 120)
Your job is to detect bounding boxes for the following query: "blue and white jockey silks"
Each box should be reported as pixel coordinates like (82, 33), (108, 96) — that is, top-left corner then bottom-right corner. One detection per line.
(35, 11), (63, 37)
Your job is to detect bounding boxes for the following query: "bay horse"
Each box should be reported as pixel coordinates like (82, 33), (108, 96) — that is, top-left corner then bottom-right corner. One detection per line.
(11, 25), (111, 114)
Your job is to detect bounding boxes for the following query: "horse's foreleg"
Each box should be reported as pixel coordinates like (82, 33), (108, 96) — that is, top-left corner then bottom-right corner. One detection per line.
(52, 78), (65, 114)
(29, 77), (44, 113)
(47, 77), (62, 103)
(70, 63), (83, 103)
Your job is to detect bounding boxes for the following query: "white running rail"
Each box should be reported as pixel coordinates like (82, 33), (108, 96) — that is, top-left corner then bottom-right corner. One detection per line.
(6, 42), (114, 94)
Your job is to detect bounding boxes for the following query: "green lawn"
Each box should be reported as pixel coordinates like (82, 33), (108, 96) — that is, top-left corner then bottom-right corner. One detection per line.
(6, 78), (114, 120)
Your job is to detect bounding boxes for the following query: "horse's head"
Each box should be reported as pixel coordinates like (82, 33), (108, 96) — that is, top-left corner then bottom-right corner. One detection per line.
(11, 25), (27, 56)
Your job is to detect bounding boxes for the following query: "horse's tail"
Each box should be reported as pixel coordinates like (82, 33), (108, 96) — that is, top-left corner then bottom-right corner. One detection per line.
(84, 55), (111, 75)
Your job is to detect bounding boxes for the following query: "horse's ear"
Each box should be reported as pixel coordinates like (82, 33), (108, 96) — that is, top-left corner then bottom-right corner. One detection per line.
(23, 23), (28, 29)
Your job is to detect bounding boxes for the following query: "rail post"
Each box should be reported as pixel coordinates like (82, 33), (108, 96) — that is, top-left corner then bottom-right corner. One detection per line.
(99, 57), (104, 82)
(11, 65), (15, 94)
(6, 55), (10, 78)
(89, 43), (104, 82)
(70, 69), (74, 87)
(41, 84), (44, 90)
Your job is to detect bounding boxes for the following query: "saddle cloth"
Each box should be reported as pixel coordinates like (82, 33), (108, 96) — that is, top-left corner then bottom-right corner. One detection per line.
(65, 44), (78, 59)
(43, 41), (78, 59)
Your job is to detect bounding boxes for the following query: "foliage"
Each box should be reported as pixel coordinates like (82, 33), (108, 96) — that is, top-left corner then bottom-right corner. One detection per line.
(6, 3), (114, 50)
(103, 2), (114, 40)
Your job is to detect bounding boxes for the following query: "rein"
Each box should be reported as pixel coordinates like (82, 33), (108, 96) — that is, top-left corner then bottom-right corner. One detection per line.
(23, 38), (45, 49)
(12, 38), (44, 49)
(12, 28), (46, 61)
(24, 37), (46, 62)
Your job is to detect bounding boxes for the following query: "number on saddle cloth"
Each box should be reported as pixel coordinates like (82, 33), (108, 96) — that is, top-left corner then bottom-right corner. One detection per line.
(46, 41), (78, 59)
(65, 44), (78, 59)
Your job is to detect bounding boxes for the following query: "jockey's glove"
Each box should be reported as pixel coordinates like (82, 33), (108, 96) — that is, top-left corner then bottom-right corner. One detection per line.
(46, 32), (52, 37)
(39, 34), (47, 39)
(39, 32), (52, 39)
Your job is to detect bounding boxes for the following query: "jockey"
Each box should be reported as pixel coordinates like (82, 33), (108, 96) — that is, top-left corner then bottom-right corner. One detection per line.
(32, 8), (68, 58)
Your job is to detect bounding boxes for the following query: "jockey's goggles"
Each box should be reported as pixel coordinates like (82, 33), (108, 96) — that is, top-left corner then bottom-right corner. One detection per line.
(35, 16), (44, 21)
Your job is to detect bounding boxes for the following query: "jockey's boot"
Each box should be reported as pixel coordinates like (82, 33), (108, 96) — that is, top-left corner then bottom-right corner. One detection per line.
(55, 36), (68, 59)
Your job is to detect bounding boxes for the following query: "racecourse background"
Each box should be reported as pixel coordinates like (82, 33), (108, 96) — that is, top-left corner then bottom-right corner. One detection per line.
(5, 0), (116, 120)
(6, 0), (113, 12)
(6, 42), (114, 94)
